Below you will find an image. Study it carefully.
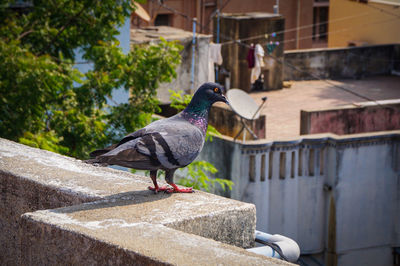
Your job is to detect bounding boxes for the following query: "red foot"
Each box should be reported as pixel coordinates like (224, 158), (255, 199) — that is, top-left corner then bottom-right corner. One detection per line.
(148, 184), (193, 194)
(165, 183), (194, 193)
(148, 185), (170, 194)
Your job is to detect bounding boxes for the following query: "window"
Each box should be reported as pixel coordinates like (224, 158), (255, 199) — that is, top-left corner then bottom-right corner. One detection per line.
(155, 14), (171, 26)
(313, 5), (329, 42)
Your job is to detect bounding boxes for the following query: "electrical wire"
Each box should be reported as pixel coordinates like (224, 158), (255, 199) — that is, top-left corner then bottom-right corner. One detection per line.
(217, 30), (397, 108)
(147, 0), (398, 48)
(151, 0), (189, 19)
(267, 53), (382, 104)
(264, 17), (399, 46)
(363, 2), (400, 19)
(146, 1), (398, 108)
(219, 10), (374, 45)
(202, 0), (233, 31)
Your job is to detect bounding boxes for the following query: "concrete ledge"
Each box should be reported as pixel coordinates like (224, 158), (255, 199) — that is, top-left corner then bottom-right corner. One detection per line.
(300, 100), (400, 135)
(21, 210), (286, 265)
(0, 138), (289, 265)
(284, 43), (399, 80)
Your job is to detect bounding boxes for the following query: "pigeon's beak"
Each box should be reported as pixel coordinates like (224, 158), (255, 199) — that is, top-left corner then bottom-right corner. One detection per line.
(221, 94), (229, 105)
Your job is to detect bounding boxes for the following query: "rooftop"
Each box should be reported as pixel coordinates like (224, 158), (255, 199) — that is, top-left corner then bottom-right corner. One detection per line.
(220, 12), (282, 19)
(130, 26), (210, 44)
(248, 75), (400, 140)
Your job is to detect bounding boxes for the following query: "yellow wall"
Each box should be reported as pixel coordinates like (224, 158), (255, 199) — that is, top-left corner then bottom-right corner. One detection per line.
(328, 0), (400, 48)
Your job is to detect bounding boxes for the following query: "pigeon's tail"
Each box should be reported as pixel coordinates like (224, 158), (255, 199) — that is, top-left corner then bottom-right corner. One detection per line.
(84, 158), (109, 167)
(89, 144), (118, 158)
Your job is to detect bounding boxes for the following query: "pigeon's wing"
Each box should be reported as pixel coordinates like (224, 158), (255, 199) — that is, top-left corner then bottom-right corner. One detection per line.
(89, 116), (204, 170)
(113, 117), (171, 147)
(89, 128), (147, 158)
(95, 137), (161, 170)
(134, 119), (205, 169)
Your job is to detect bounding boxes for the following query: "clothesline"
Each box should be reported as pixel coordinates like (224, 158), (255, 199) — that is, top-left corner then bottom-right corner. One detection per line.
(150, 0), (381, 50)
(218, 10), (373, 46)
(219, 34), (390, 109)
(217, 15), (398, 50)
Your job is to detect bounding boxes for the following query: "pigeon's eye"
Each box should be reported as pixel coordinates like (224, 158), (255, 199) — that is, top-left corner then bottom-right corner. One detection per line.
(214, 87), (219, 93)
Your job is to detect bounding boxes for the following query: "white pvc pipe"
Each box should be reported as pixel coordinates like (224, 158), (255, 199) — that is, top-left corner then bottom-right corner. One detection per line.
(247, 231), (300, 263)
(247, 245), (282, 259)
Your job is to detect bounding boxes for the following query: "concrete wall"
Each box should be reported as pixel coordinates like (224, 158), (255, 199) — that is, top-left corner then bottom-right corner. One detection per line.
(328, 0), (400, 48)
(209, 103), (266, 140)
(0, 138), (291, 265)
(130, 26), (211, 104)
(159, 34), (210, 100)
(300, 100), (400, 135)
(283, 44), (400, 80)
(138, 0), (314, 50)
(198, 130), (400, 265)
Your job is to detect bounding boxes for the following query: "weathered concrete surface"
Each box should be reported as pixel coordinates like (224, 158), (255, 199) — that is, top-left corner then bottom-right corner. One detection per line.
(248, 75), (400, 140)
(284, 44), (399, 80)
(20, 209), (286, 265)
(209, 102), (266, 140)
(198, 130), (400, 265)
(0, 138), (289, 265)
(300, 99), (400, 135)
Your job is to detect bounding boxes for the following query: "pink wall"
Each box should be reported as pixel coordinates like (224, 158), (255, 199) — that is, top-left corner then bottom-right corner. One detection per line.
(301, 104), (400, 135)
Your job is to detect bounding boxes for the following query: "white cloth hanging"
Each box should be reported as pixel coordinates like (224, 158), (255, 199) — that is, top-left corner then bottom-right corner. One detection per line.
(208, 43), (223, 82)
(250, 44), (265, 84)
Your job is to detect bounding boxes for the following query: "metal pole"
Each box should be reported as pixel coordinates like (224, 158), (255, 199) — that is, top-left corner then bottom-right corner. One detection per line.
(191, 18), (197, 91)
(215, 9), (220, 81)
(276, 0), (279, 14)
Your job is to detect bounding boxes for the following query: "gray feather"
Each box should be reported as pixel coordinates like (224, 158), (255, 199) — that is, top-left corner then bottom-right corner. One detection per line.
(89, 114), (205, 171)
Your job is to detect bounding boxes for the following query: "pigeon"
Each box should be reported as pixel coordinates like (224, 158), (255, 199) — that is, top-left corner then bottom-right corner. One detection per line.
(86, 82), (228, 193)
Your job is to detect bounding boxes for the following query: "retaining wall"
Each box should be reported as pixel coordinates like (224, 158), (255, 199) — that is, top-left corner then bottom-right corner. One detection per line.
(198, 130), (400, 265)
(283, 44), (400, 80)
(0, 138), (289, 265)
(300, 100), (400, 135)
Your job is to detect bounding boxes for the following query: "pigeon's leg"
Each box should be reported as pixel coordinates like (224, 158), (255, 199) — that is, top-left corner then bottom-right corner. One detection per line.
(164, 169), (193, 193)
(148, 170), (170, 193)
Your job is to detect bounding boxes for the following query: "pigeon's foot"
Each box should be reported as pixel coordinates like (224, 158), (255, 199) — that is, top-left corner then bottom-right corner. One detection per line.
(148, 185), (170, 194)
(165, 183), (194, 193)
(148, 184), (193, 193)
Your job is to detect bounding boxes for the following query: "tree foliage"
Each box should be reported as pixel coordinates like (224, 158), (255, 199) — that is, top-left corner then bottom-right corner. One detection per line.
(0, 0), (181, 158)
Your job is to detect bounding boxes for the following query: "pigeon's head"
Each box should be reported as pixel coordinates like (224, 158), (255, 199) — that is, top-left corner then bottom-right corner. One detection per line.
(193, 82), (228, 106)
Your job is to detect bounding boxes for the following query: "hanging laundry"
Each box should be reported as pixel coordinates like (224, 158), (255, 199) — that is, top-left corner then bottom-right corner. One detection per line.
(255, 44), (265, 68)
(208, 42), (223, 82)
(250, 44), (265, 84)
(266, 41), (279, 55)
(246, 44), (255, 68)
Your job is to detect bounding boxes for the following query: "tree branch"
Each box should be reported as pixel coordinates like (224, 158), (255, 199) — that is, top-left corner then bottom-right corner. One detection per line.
(38, 3), (87, 56)
(17, 29), (34, 40)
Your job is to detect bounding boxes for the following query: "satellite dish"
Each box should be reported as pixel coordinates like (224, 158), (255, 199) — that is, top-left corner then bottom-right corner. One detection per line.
(226, 89), (261, 120)
(226, 89), (268, 141)
(132, 3), (151, 22)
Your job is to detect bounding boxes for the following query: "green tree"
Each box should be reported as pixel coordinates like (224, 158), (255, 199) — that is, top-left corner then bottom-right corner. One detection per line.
(0, 0), (181, 158)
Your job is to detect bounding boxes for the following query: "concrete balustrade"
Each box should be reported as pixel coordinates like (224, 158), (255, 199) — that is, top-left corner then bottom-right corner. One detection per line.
(199, 130), (400, 265)
(0, 138), (292, 265)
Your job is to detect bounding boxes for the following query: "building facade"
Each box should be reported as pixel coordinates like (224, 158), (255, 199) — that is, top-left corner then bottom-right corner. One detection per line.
(133, 0), (327, 51)
(328, 0), (400, 48)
